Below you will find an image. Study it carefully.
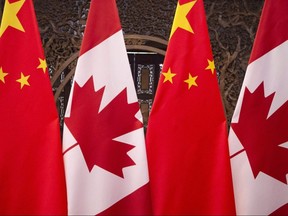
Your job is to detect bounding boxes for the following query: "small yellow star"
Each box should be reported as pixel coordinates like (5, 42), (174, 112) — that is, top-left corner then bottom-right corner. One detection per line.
(170, 0), (197, 38)
(205, 59), (215, 74)
(162, 68), (176, 83)
(0, 67), (8, 83)
(184, 73), (198, 89)
(0, 0), (25, 37)
(16, 72), (30, 89)
(37, 58), (47, 73)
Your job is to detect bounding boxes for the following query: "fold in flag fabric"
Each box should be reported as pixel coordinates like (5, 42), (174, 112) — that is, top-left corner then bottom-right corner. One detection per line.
(62, 0), (152, 214)
(146, 0), (236, 215)
(0, 0), (67, 214)
(229, 0), (288, 215)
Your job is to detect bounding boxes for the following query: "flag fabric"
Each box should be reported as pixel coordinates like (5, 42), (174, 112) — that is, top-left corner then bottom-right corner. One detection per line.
(229, 0), (288, 215)
(62, 0), (152, 215)
(146, 0), (236, 215)
(0, 0), (67, 214)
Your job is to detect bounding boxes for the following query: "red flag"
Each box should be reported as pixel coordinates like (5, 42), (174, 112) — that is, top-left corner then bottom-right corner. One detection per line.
(62, 0), (152, 214)
(0, 0), (67, 214)
(229, 0), (288, 214)
(146, 0), (236, 214)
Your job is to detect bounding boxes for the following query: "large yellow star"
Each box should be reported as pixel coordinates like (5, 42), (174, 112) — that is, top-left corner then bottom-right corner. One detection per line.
(170, 0), (197, 38)
(37, 58), (47, 73)
(16, 72), (30, 89)
(184, 73), (198, 89)
(205, 59), (215, 74)
(0, 0), (25, 37)
(0, 67), (8, 83)
(162, 68), (176, 83)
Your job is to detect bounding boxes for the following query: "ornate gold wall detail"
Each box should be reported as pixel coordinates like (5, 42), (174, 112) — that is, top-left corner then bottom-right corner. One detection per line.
(204, 0), (263, 123)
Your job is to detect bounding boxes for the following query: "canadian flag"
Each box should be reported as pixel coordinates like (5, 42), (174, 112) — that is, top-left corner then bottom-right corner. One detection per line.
(229, 0), (288, 215)
(62, 0), (151, 214)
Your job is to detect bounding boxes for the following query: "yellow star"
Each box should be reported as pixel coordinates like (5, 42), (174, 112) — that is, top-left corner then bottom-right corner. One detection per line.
(37, 58), (47, 73)
(170, 0), (197, 38)
(0, 0), (25, 37)
(0, 67), (8, 83)
(184, 73), (198, 89)
(205, 59), (215, 74)
(162, 68), (176, 83)
(16, 72), (30, 89)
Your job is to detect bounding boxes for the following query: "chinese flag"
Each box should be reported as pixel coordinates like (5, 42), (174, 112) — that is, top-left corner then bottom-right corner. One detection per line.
(0, 0), (67, 214)
(146, 0), (236, 214)
(229, 0), (288, 214)
(62, 0), (152, 215)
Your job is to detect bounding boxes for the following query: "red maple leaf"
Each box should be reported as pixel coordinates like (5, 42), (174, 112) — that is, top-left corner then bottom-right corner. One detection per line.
(231, 82), (288, 184)
(65, 77), (143, 178)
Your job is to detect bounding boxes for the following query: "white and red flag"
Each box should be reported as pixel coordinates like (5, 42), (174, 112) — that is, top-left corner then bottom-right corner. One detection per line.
(62, 0), (151, 215)
(229, 0), (288, 214)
